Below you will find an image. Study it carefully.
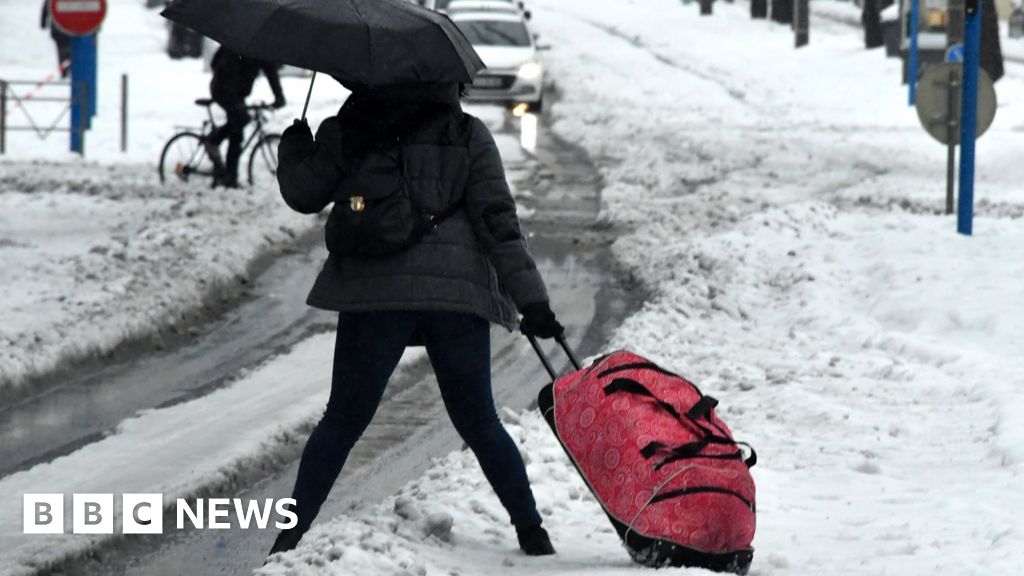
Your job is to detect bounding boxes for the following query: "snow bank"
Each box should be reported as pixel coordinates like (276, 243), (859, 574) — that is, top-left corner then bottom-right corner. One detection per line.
(606, 203), (1024, 574)
(0, 163), (314, 394)
(0, 331), (424, 576)
(531, 1), (1024, 574)
(255, 202), (1024, 576)
(257, 409), (645, 576)
(0, 0), (337, 391)
(266, 1), (1024, 575)
(0, 0), (526, 393)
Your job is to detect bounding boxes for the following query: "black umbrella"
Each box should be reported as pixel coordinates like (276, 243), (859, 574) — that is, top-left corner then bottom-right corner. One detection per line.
(161, 0), (485, 116)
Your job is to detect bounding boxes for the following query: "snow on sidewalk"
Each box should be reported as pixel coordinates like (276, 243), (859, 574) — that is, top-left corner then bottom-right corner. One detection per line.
(606, 204), (1024, 575)
(256, 409), (645, 576)
(257, 206), (1024, 576)
(255, 1), (1024, 575)
(0, 165), (314, 394)
(0, 0), (331, 392)
(0, 330), (424, 576)
(0, 0), (524, 394)
(539, 1), (1024, 574)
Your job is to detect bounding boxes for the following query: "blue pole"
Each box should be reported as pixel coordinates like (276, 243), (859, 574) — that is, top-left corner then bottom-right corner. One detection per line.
(70, 36), (87, 153)
(88, 34), (98, 120)
(69, 34), (97, 131)
(908, 0), (920, 105)
(958, 0), (981, 236)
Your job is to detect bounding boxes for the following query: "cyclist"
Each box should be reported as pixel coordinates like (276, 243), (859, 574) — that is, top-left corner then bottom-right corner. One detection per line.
(206, 46), (286, 188)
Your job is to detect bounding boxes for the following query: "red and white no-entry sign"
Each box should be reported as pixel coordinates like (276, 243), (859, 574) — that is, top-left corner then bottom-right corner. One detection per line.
(50, 0), (108, 36)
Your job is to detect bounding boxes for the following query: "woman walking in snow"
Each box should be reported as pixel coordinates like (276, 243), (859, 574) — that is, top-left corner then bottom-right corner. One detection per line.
(268, 80), (563, 559)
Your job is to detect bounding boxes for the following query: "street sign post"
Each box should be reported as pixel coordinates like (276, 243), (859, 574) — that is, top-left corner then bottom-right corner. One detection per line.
(915, 63), (995, 146)
(915, 62), (995, 215)
(908, 0), (920, 105)
(49, 0), (106, 154)
(958, 0), (982, 236)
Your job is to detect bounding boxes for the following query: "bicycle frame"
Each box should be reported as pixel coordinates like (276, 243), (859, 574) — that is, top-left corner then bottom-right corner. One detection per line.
(181, 104), (271, 154)
(239, 107), (269, 157)
(161, 102), (277, 185)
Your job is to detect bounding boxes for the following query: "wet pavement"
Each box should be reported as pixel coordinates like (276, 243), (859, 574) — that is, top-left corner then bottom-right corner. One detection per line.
(21, 104), (642, 576)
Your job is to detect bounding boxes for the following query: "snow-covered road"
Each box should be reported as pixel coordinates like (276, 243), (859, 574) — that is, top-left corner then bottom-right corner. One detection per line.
(257, 2), (1024, 575)
(0, 77), (637, 576)
(3, 1), (1023, 575)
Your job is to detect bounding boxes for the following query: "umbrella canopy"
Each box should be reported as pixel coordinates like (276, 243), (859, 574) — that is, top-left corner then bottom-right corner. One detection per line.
(161, 0), (486, 88)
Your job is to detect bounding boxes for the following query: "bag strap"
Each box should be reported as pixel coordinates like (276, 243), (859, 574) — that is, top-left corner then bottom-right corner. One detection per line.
(604, 376), (757, 469)
(428, 197), (466, 228)
(399, 113), (474, 228)
(431, 115), (475, 225)
(603, 377), (722, 437)
(649, 486), (755, 511)
(603, 378), (684, 421)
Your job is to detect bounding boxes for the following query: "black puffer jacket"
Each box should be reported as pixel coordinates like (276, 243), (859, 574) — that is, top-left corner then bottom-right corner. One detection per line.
(277, 83), (547, 330)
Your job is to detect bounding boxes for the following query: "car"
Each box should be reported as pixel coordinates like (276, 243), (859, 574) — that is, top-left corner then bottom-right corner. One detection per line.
(444, 1), (531, 20)
(420, 0), (527, 13)
(451, 12), (544, 112)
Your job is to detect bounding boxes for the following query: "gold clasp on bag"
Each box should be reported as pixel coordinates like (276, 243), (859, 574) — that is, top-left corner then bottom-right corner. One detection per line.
(350, 196), (365, 212)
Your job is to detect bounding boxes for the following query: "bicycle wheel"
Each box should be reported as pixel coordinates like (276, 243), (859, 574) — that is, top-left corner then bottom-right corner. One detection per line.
(158, 132), (216, 185)
(248, 133), (281, 187)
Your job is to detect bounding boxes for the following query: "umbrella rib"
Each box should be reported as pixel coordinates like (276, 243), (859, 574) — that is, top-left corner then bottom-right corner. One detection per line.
(351, 0), (373, 86)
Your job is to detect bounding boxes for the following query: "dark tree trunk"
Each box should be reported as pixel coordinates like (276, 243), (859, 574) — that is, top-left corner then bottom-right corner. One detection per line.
(700, 0), (713, 16)
(752, 0), (767, 19)
(980, 0), (1004, 82)
(863, 0), (885, 48)
(771, 0), (793, 24)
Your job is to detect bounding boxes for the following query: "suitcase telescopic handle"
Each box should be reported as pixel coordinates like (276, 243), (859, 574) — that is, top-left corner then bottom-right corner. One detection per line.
(527, 334), (582, 380)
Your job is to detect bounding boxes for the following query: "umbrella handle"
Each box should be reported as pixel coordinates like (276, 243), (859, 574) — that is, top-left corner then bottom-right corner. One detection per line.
(301, 71), (316, 122)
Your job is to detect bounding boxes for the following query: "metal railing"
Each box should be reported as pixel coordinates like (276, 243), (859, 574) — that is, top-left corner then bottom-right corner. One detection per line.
(0, 78), (89, 155)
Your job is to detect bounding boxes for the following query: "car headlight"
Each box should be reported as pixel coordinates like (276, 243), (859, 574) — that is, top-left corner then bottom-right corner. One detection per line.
(517, 62), (543, 81)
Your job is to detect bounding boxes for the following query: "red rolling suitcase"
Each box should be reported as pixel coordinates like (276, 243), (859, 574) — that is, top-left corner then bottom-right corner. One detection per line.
(530, 336), (757, 574)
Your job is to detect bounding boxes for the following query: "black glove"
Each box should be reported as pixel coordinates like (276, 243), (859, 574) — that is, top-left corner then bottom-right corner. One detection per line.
(273, 98), (287, 109)
(280, 119), (314, 159)
(282, 118), (311, 141)
(519, 302), (564, 340)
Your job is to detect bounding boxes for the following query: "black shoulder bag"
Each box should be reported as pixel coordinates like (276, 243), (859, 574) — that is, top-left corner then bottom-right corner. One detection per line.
(324, 137), (465, 259)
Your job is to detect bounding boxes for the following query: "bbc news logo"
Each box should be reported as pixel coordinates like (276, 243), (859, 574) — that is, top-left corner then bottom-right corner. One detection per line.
(23, 494), (297, 534)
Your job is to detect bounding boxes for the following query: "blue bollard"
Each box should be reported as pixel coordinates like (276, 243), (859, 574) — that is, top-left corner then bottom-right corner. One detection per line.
(957, 0), (981, 236)
(69, 34), (97, 136)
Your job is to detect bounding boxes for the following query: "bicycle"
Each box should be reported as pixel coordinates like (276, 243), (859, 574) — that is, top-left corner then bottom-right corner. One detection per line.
(158, 99), (282, 187)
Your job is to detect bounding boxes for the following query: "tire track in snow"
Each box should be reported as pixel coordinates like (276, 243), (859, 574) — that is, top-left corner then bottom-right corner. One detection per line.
(537, 3), (753, 108)
(569, 15), (754, 107)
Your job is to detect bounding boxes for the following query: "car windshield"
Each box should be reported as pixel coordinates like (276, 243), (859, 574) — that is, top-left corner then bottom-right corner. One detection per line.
(449, 3), (517, 12)
(455, 20), (531, 47)
(439, 0), (514, 7)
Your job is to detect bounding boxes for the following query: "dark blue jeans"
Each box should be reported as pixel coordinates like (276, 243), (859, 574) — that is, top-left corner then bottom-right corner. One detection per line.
(286, 310), (542, 534)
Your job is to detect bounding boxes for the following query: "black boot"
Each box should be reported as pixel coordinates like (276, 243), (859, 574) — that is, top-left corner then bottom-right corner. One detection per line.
(264, 527), (303, 564)
(516, 524), (555, 556)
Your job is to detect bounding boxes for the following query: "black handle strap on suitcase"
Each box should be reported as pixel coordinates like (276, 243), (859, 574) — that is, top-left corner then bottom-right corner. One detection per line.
(527, 334), (582, 379)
